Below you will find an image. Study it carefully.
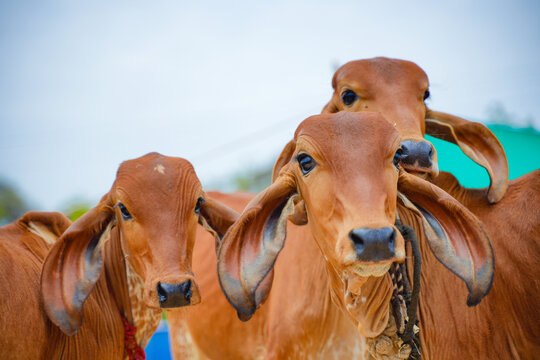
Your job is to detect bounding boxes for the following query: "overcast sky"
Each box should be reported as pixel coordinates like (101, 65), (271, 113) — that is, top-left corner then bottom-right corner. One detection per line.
(1, 0), (539, 210)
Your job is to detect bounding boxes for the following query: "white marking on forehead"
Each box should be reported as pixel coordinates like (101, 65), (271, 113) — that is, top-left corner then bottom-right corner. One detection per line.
(154, 164), (165, 174)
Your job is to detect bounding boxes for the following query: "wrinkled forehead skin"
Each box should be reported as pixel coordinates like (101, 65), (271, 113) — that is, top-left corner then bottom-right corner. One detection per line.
(334, 57), (428, 92)
(333, 57), (429, 140)
(113, 152), (202, 223)
(294, 111), (401, 174)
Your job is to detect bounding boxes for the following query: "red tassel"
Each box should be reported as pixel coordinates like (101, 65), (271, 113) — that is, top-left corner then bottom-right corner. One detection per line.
(122, 315), (146, 360)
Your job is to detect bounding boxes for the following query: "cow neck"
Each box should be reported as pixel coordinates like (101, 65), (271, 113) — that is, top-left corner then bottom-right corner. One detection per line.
(313, 231), (418, 360)
(317, 242), (392, 337)
(284, 229), (367, 358)
(103, 226), (161, 350)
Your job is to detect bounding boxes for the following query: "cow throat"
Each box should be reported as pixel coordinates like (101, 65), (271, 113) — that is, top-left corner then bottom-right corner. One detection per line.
(124, 260), (162, 349)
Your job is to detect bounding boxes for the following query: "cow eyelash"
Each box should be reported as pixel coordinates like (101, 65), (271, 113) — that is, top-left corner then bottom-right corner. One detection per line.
(393, 148), (403, 168)
(116, 202), (133, 220)
(194, 197), (205, 214)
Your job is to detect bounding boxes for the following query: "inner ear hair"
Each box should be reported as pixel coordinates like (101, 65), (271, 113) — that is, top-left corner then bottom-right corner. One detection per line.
(198, 197), (240, 247)
(288, 198), (308, 225)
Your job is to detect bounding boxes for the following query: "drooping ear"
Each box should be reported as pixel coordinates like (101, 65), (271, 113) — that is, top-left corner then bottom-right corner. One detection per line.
(271, 139), (308, 225)
(321, 97), (339, 114)
(41, 194), (115, 336)
(197, 196), (240, 246)
(217, 171), (298, 321)
(19, 211), (72, 245)
(272, 139), (296, 182)
(397, 170), (494, 306)
(425, 109), (509, 204)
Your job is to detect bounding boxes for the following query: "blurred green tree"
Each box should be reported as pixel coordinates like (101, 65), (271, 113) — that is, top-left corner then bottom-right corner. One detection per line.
(0, 180), (29, 225)
(62, 200), (92, 221)
(232, 167), (273, 192)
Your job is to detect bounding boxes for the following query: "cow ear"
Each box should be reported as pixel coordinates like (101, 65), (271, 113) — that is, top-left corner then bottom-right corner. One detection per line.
(19, 211), (72, 244)
(217, 171), (298, 321)
(321, 96), (339, 114)
(41, 194), (115, 336)
(271, 140), (308, 226)
(397, 171), (494, 306)
(425, 109), (509, 204)
(272, 139), (296, 182)
(197, 196), (240, 246)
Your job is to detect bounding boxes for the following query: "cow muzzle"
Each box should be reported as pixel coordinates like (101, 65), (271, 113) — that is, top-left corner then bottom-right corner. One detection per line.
(145, 274), (201, 309)
(157, 280), (194, 308)
(349, 227), (396, 262)
(400, 140), (438, 177)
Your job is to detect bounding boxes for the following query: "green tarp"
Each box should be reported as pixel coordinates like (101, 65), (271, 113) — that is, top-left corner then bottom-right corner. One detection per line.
(427, 124), (540, 188)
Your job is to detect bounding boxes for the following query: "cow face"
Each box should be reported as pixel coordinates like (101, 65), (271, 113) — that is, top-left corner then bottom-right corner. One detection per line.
(107, 154), (209, 309)
(217, 112), (406, 322)
(323, 57), (508, 204)
(218, 112), (494, 335)
(41, 153), (238, 335)
(323, 58), (434, 176)
(284, 112), (406, 278)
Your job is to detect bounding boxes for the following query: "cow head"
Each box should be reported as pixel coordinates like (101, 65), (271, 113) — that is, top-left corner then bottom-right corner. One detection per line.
(322, 57), (508, 204)
(41, 153), (238, 336)
(218, 112), (493, 337)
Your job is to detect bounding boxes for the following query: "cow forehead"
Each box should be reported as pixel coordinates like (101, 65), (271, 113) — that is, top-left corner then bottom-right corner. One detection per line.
(295, 112), (400, 159)
(335, 57), (428, 89)
(113, 153), (201, 204)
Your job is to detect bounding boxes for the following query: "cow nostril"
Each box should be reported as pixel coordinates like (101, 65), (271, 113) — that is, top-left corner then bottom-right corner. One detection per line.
(349, 230), (365, 254)
(388, 229), (396, 251)
(401, 143), (409, 153)
(157, 282), (167, 304)
(428, 145), (434, 158)
(180, 279), (193, 302)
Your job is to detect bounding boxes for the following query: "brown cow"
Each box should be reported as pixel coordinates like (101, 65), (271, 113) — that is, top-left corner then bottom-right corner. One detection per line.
(322, 57), (509, 204)
(0, 153), (238, 359)
(324, 57), (540, 358)
(0, 211), (71, 359)
(168, 112), (494, 359)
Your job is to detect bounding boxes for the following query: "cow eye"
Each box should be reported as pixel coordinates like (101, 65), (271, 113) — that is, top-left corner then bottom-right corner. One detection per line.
(117, 202), (132, 220)
(194, 197), (204, 214)
(341, 90), (358, 106)
(393, 148), (403, 167)
(297, 153), (316, 175)
(423, 89), (430, 101)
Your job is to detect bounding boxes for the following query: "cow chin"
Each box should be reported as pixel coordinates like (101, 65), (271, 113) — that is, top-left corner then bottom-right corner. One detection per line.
(401, 161), (439, 179)
(348, 262), (392, 278)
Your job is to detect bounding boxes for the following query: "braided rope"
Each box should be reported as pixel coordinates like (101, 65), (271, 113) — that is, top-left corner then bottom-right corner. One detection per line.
(121, 315), (146, 360)
(394, 220), (422, 359)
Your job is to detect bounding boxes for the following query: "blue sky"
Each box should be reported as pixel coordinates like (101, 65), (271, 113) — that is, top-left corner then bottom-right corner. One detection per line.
(1, 0), (539, 210)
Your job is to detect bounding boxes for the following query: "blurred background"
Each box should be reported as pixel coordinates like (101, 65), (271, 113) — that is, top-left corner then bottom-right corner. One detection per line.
(1, 1), (539, 358)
